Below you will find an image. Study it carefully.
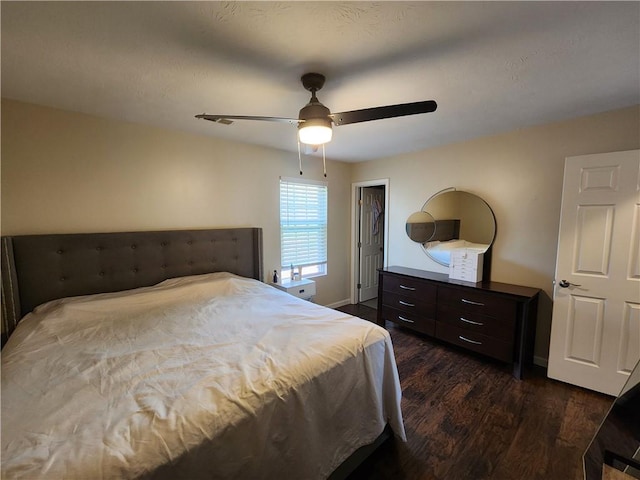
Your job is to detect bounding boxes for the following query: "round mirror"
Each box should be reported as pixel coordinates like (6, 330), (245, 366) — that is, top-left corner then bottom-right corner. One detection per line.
(405, 211), (436, 243)
(405, 188), (496, 267)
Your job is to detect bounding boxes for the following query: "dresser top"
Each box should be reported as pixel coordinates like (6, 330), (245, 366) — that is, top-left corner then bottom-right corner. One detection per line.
(381, 266), (540, 300)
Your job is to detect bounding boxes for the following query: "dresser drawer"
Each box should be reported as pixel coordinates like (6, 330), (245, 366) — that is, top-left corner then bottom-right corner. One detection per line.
(438, 286), (517, 318)
(435, 322), (514, 363)
(437, 303), (515, 342)
(382, 274), (437, 302)
(382, 291), (436, 316)
(380, 305), (435, 336)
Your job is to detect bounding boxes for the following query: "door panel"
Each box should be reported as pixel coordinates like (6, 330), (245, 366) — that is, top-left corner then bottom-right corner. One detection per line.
(574, 205), (614, 275)
(619, 302), (640, 374)
(629, 204), (640, 280)
(565, 295), (604, 366)
(548, 150), (640, 395)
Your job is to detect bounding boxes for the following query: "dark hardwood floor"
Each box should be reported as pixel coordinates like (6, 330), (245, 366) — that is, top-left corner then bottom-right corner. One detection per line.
(336, 303), (612, 480)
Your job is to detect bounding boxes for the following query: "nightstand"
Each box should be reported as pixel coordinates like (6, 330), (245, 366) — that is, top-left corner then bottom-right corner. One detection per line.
(272, 278), (316, 301)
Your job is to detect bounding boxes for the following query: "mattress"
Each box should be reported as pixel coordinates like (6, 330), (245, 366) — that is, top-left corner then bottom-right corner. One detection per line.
(1, 272), (405, 479)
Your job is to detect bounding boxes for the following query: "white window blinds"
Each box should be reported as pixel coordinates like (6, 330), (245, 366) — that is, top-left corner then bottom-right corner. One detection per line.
(280, 177), (328, 272)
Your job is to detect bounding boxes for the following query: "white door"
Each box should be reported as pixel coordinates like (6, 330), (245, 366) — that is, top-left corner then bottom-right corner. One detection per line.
(359, 186), (385, 302)
(548, 150), (640, 395)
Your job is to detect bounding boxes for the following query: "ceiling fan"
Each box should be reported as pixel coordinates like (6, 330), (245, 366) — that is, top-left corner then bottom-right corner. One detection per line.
(195, 72), (438, 147)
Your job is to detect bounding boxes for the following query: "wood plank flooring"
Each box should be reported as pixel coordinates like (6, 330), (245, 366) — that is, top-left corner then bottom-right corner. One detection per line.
(336, 303), (612, 480)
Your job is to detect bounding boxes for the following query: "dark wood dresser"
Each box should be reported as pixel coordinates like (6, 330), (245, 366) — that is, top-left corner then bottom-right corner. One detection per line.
(377, 266), (540, 379)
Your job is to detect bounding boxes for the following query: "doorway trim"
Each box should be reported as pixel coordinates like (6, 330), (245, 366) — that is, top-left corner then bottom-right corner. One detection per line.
(350, 179), (390, 304)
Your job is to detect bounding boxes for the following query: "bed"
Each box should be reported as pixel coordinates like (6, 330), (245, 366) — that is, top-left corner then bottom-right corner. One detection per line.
(1, 228), (405, 479)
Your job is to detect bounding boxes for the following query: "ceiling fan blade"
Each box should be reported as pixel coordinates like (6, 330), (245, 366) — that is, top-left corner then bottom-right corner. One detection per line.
(330, 100), (437, 126)
(195, 114), (299, 125)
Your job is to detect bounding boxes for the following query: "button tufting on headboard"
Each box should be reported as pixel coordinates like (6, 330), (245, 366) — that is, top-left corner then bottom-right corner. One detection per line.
(0, 227), (263, 342)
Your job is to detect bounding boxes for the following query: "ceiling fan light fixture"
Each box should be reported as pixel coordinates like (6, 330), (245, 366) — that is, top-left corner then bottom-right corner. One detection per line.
(298, 119), (333, 145)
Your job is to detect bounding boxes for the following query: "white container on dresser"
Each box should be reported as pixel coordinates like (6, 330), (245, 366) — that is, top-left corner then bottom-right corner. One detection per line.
(377, 266), (540, 379)
(449, 249), (484, 283)
(272, 278), (316, 301)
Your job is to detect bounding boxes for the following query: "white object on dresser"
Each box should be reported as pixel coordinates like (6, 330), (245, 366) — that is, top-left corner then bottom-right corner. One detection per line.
(272, 278), (316, 301)
(449, 248), (484, 283)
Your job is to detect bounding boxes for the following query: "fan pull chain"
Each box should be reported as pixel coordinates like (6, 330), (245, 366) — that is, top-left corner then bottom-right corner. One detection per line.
(297, 140), (303, 175)
(322, 144), (327, 177)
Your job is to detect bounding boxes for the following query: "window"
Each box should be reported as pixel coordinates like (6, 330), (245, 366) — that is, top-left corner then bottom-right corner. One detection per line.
(280, 177), (328, 280)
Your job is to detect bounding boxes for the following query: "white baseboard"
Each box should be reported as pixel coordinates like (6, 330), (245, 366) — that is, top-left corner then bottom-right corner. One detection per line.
(325, 299), (351, 309)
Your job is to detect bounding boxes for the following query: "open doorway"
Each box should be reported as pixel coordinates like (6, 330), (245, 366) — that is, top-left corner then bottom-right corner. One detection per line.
(350, 180), (389, 306)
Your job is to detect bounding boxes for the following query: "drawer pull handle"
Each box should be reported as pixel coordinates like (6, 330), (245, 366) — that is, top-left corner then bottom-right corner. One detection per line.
(398, 315), (415, 324)
(398, 300), (415, 307)
(459, 335), (482, 345)
(461, 298), (484, 307)
(460, 317), (484, 326)
(399, 285), (416, 291)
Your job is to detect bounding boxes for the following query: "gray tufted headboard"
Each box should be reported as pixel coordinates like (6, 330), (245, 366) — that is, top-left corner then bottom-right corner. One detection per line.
(1, 227), (263, 340)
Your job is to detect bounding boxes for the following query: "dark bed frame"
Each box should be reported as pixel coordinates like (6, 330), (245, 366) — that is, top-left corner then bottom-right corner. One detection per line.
(0, 226), (390, 479)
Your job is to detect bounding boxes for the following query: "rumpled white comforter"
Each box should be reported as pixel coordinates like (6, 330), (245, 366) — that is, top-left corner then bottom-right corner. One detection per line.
(425, 239), (489, 264)
(1, 273), (405, 479)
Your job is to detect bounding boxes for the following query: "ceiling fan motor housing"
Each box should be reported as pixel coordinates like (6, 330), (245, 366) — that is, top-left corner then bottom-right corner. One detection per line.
(298, 100), (332, 144)
(298, 72), (332, 129)
(298, 101), (331, 124)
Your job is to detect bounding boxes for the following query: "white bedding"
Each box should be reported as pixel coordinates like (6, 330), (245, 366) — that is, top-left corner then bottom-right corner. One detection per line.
(425, 239), (489, 264)
(1, 273), (405, 479)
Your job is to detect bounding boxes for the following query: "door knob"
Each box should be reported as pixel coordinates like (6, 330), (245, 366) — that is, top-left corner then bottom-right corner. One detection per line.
(558, 279), (581, 288)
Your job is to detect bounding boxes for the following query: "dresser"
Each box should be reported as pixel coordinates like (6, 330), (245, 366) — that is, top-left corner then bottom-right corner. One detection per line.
(377, 266), (540, 379)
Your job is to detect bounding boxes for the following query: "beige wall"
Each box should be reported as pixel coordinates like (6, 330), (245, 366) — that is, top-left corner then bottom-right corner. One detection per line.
(3, 98), (639, 362)
(352, 105), (640, 362)
(0, 99), (353, 307)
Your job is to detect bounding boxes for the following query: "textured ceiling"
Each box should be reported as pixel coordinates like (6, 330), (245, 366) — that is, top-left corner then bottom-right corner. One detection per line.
(2, 1), (639, 162)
